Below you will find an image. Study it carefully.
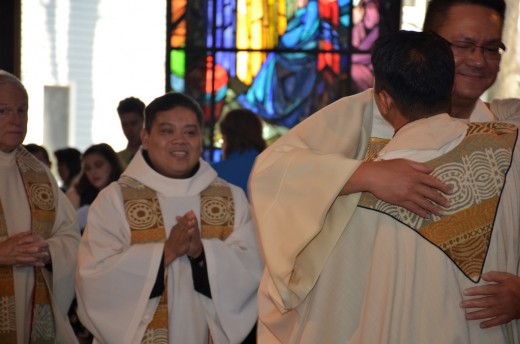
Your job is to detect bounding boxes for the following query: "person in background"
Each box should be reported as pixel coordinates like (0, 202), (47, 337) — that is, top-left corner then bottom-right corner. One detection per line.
(66, 143), (124, 231)
(0, 70), (80, 343)
(24, 143), (52, 168)
(116, 96), (145, 166)
(211, 108), (266, 197)
(54, 147), (82, 192)
(76, 92), (262, 343)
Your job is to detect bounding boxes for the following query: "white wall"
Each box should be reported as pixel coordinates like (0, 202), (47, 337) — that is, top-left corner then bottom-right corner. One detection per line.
(21, 0), (166, 153)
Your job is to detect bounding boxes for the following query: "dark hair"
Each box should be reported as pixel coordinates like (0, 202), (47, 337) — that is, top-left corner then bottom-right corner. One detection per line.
(423, 0), (505, 32)
(24, 144), (51, 164)
(219, 109), (266, 158)
(75, 143), (124, 206)
(54, 147), (82, 183)
(144, 92), (204, 132)
(117, 97), (145, 118)
(371, 30), (454, 121)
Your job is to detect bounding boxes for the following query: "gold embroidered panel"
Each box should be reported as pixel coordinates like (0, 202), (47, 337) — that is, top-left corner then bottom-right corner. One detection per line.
(0, 147), (57, 342)
(119, 175), (235, 343)
(358, 122), (518, 282)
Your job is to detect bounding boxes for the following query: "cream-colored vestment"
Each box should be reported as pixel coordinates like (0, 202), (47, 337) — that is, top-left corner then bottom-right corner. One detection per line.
(0, 147), (80, 344)
(250, 90), (520, 343)
(76, 150), (263, 344)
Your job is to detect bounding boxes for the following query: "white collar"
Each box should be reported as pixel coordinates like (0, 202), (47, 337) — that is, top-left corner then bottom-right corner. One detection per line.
(378, 114), (468, 159)
(468, 99), (495, 122)
(123, 149), (217, 197)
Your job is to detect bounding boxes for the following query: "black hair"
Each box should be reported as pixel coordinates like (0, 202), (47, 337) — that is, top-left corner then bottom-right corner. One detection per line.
(423, 0), (505, 32)
(371, 30), (454, 121)
(117, 97), (145, 118)
(219, 109), (266, 158)
(74, 143), (124, 206)
(24, 144), (51, 165)
(54, 147), (82, 183)
(144, 92), (204, 132)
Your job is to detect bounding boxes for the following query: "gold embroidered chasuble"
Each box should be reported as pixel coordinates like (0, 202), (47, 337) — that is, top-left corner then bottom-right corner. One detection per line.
(118, 175), (234, 343)
(358, 122), (518, 282)
(0, 147), (56, 343)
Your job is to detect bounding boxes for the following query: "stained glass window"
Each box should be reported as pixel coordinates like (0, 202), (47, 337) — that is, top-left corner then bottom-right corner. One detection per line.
(168, 0), (400, 161)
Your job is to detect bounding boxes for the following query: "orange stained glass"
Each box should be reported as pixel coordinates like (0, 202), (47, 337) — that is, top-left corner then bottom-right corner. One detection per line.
(170, 0), (186, 47)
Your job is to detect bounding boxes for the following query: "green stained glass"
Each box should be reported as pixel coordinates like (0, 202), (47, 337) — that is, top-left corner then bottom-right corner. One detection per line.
(170, 49), (186, 76)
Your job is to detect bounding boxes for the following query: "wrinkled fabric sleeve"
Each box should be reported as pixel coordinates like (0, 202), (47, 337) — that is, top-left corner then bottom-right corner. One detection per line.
(75, 184), (164, 344)
(249, 90), (375, 312)
(490, 99), (520, 180)
(201, 185), (264, 344)
(47, 171), (81, 316)
(490, 98), (520, 128)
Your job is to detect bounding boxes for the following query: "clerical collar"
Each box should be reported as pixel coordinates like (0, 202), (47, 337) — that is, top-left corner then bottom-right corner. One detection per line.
(142, 149), (200, 179)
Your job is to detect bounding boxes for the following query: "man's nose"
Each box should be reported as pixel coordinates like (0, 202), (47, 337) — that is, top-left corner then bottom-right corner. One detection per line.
(465, 46), (487, 66)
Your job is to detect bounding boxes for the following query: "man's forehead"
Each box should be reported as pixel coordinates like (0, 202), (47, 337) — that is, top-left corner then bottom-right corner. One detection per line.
(445, 4), (502, 26)
(437, 5), (503, 40)
(155, 108), (199, 123)
(0, 82), (28, 99)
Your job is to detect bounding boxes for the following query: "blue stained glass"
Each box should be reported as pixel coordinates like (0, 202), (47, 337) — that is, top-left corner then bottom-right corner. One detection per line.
(213, 0), (236, 77)
(340, 16), (351, 27)
(216, 51), (235, 76)
(206, 0), (213, 47)
(237, 0), (339, 127)
(170, 74), (185, 92)
(169, 0), (395, 132)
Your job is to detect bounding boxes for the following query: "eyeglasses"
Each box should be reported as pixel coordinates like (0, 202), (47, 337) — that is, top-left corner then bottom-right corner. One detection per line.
(448, 41), (507, 61)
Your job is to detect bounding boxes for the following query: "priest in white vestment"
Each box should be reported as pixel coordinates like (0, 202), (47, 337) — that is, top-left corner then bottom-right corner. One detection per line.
(0, 70), (80, 343)
(76, 92), (263, 344)
(251, 31), (520, 343)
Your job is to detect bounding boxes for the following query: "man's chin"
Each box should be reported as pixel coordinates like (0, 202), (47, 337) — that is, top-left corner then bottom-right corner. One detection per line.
(454, 87), (487, 103)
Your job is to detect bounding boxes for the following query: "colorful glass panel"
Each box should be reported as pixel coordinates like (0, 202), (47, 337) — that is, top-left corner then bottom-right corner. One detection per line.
(168, 0), (400, 160)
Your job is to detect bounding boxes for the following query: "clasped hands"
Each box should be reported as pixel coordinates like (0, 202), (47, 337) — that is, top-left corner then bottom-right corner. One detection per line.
(164, 210), (202, 266)
(0, 231), (51, 267)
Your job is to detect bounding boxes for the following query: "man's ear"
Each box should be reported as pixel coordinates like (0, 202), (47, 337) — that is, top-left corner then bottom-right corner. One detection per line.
(140, 128), (149, 150)
(374, 89), (394, 115)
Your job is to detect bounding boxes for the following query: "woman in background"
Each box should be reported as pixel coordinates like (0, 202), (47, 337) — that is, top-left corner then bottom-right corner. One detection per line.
(66, 143), (123, 231)
(212, 108), (266, 198)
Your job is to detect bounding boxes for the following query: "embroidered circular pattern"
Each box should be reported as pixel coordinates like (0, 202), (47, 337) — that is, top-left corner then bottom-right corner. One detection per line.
(29, 183), (54, 211)
(201, 197), (229, 225)
(124, 200), (157, 230)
